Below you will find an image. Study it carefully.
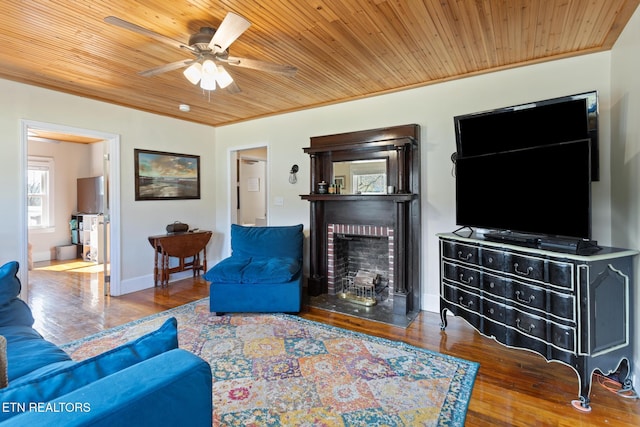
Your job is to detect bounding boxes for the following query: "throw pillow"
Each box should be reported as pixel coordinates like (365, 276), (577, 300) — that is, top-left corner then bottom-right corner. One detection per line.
(0, 317), (179, 421)
(0, 262), (34, 328)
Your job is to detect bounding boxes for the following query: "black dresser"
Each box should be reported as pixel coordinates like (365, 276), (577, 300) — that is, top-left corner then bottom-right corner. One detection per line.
(438, 232), (637, 411)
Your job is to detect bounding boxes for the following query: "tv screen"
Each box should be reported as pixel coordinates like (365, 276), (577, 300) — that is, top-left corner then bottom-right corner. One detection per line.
(454, 91), (599, 180)
(455, 139), (592, 240)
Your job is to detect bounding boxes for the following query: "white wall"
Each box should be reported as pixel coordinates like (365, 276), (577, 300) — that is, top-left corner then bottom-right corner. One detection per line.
(0, 80), (215, 293)
(215, 52), (613, 312)
(610, 3), (640, 394)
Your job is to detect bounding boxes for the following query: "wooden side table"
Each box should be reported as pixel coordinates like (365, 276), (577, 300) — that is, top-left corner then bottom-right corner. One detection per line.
(148, 231), (212, 286)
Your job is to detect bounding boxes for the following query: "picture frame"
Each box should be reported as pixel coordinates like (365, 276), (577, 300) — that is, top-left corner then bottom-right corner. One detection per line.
(334, 175), (345, 189)
(134, 149), (201, 200)
(353, 173), (386, 194)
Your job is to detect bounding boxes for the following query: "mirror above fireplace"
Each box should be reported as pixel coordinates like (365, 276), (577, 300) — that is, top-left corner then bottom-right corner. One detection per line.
(333, 159), (387, 194)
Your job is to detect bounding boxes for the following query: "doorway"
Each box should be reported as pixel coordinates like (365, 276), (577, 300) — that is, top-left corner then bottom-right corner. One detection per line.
(230, 146), (268, 228)
(20, 120), (121, 299)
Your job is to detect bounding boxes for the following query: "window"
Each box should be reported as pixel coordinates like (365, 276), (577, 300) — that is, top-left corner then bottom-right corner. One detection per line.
(27, 156), (55, 230)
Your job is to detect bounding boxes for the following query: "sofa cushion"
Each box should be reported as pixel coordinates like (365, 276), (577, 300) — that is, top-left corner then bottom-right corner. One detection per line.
(231, 224), (303, 259)
(204, 256), (301, 284)
(241, 257), (301, 283)
(0, 317), (179, 421)
(1, 325), (71, 381)
(203, 256), (252, 282)
(0, 261), (34, 328)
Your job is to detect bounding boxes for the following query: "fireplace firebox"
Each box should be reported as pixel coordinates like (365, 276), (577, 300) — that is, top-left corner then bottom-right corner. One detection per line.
(301, 124), (420, 323)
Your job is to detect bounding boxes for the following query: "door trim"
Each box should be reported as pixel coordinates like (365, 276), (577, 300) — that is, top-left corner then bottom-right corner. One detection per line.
(19, 120), (122, 297)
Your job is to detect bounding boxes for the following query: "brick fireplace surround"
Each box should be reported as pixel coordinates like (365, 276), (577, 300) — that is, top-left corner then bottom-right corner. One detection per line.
(327, 223), (394, 299)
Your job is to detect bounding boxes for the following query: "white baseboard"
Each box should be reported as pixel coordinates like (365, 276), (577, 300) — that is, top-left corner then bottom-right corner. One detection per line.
(118, 270), (196, 296)
(421, 292), (440, 313)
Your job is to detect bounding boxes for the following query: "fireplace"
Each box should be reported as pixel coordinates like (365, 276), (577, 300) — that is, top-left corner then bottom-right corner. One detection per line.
(328, 223), (393, 305)
(301, 124), (420, 325)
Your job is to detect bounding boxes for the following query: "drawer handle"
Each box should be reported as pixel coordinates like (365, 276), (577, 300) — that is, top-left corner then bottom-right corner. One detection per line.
(457, 251), (473, 261)
(458, 296), (474, 307)
(514, 263), (533, 276)
(488, 308), (495, 314)
(459, 274), (474, 284)
(515, 290), (535, 304)
(516, 318), (535, 333)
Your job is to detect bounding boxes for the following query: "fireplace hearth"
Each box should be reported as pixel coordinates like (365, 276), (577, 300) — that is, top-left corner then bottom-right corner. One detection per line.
(301, 124), (421, 327)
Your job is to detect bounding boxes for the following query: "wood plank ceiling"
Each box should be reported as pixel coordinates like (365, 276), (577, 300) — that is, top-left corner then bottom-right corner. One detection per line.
(1, 1), (638, 128)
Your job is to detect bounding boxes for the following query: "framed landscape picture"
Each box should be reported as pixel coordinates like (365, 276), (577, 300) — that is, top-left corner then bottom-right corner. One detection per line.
(134, 149), (201, 200)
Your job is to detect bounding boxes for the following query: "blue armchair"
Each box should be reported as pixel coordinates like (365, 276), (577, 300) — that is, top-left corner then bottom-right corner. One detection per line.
(204, 224), (304, 314)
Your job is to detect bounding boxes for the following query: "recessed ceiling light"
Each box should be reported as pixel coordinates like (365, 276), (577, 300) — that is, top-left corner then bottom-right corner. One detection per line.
(179, 104), (190, 112)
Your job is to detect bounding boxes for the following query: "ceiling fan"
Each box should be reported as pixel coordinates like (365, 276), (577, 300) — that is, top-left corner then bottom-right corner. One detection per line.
(104, 12), (297, 93)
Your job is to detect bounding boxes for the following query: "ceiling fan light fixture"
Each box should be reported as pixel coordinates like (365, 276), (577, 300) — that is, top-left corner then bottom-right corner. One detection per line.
(200, 73), (217, 91)
(183, 62), (202, 85)
(215, 65), (233, 88)
(202, 59), (216, 74)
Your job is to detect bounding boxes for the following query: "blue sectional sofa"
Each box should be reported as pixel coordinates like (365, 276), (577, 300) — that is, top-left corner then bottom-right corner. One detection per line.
(0, 261), (212, 426)
(205, 224), (304, 314)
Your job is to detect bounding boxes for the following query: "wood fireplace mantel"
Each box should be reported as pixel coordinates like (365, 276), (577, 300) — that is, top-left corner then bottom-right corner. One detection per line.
(300, 194), (416, 202)
(301, 124), (421, 316)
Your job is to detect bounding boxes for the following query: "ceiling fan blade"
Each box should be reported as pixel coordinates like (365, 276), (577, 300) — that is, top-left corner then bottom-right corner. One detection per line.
(208, 12), (251, 53)
(225, 80), (242, 94)
(225, 56), (297, 76)
(138, 59), (195, 77)
(104, 16), (193, 52)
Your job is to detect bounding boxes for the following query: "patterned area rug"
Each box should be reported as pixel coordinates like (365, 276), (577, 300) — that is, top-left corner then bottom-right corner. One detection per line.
(60, 299), (479, 426)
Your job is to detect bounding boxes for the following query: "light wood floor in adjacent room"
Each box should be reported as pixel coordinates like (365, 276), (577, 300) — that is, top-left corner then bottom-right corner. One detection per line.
(27, 260), (640, 426)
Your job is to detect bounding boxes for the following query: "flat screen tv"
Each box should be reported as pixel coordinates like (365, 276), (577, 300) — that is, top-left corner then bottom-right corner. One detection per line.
(455, 139), (592, 241)
(454, 91), (599, 181)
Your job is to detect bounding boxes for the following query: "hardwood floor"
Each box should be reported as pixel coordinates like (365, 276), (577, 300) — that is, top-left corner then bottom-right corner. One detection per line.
(27, 260), (640, 426)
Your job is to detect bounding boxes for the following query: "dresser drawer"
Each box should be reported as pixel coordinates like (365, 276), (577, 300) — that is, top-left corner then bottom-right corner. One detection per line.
(443, 261), (480, 288)
(481, 248), (506, 272)
(505, 253), (575, 290)
(509, 281), (546, 312)
(442, 283), (481, 314)
(550, 325), (576, 353)
(547, 260), (574, 290)
(506, 253), (545, 281)
(481, 272), (508, 298)
(442, 241), (480, 266)
(508, 281), (575, 321)
(505, 307), (575, 352)
(483, 299), (506, 324)
(506, 307), (548, 342)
